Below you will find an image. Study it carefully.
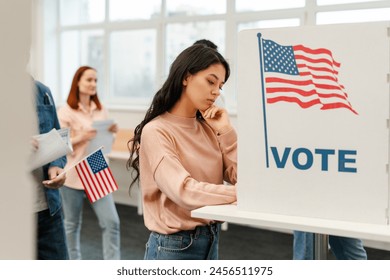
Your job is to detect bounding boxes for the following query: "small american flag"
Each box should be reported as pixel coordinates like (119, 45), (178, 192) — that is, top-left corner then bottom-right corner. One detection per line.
(259, 36), (358, 115)
(75, 149), (118, 203)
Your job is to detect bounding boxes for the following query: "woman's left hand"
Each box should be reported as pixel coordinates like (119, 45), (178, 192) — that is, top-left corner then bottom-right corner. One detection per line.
(200, 105), (233, 135)
(108, 123), (118, 133)
(42, 166), (66, 189)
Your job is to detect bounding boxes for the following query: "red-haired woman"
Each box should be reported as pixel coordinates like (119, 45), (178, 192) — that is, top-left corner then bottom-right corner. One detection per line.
(57, 66), (120, 259)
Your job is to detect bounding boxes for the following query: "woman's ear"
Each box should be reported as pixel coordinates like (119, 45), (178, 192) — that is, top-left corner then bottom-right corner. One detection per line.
(183, 73), (190, 86)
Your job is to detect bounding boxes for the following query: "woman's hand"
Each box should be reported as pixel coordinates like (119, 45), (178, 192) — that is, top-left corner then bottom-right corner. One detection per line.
(108, 123), (118, 133)
(72, 128), (97, 145)
(200, 105), (233, 135)
(42, 166), (66, 189)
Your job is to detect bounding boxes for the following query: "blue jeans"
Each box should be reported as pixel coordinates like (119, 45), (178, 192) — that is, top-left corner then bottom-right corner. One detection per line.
(60, 186), (120, 260)
(293, 231), (367, 260)
(144, 223), (221, 260)
(37, 209), (69, 260)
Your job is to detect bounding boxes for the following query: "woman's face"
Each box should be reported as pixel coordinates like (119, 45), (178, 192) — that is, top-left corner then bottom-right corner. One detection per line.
(182, 63), (226, 112)
(78, 69), (97, 97)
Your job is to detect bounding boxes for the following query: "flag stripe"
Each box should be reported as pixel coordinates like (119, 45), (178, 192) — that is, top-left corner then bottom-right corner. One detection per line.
(267, 96), (322, 108)
(296, 64), (339, 75)
(77, 162), (98, 202)
(102, 169), (115, 193)
(266, 88), (349, 102)
(75, 164), (95, 203)
(97, 172), (109, 196)
(76, 163), (97, 202)
(266, 73), (345, 90)
(82, 160), (103, 199)
(265, 77), (349, 99)
(321, 102), (358, 113)
(295, 55), (336, 68)
(294, 45), (341, 67)
(266, 77), (344, 90)
(101, 168), (116, 193)
(81, 161), (100, 202)
(299, 72), (340, 83)
(106, 168), (118, 191)
(101, 171), (112, 193)
(102, 172), (113, 194)
(294, 44), (336, 57)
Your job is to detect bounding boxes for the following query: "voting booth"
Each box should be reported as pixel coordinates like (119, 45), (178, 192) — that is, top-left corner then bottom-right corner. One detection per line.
(193, 22), (390, 246)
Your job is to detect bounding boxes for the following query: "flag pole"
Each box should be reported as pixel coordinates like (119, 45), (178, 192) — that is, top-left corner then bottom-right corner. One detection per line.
(47, 146), (105, 182)
(257, 33), (270, 168)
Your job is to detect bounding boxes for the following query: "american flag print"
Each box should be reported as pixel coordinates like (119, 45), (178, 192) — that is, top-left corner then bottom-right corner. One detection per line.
(75, 149), (118, 203)
(259, 36), (358, 115)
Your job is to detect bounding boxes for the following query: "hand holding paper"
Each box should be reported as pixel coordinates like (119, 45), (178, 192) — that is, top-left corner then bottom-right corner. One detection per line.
(108, 123), (118, 133)
(87, 119), (115, 155)
(29, 127), (73, 170)
(76, 128), (97, 143)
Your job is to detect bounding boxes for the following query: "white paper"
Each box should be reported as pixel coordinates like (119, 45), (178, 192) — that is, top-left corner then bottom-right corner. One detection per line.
(29, 128), (73, 170)
(87, 119), (114, 155)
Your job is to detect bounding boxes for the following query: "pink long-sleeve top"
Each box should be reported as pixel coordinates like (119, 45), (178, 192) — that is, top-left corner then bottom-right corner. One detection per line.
(139, 112), (237, 234)
(57, 102), (109, 190)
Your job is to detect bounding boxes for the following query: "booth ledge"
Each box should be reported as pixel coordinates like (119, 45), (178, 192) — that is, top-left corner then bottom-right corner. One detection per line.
(192, 204), (390, 244)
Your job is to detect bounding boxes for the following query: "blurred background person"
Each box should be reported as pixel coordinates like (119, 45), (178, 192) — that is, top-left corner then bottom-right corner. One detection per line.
(57, 66), (120, 260)
(293, 231), (367, 260)
(32, 78), (68, 259)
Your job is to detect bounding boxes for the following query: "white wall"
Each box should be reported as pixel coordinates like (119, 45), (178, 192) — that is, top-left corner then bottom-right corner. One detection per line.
(108, 110), (145, 130)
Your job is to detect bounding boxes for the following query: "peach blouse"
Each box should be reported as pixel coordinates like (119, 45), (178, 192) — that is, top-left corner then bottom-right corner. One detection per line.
(57, 102), (109, 190)
(139, 112), (237, 234)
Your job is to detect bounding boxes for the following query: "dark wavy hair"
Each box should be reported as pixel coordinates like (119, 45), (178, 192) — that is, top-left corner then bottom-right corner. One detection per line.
(193, 39), (218, 50)
(127, 44), (230, 189)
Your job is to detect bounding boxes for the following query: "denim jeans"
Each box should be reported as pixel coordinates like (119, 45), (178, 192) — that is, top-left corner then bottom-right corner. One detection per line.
(37, 209), (69, 260)
(60, 186), (120, 259)
(293, 231), (367, 260)
(144, 223), (221, 260)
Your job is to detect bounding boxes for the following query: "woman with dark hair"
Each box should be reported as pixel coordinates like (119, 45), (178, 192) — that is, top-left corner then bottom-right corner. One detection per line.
(127, 44), (237, 260)
(57, 66), (120, 260)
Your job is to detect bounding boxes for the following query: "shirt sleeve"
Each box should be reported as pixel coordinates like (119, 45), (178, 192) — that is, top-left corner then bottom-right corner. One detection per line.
(154, 155), (237, 210)
(142, 124), (237, 211)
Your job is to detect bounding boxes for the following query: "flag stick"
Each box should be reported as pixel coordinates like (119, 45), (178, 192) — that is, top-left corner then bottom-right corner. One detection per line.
(257, 33), (270, 168)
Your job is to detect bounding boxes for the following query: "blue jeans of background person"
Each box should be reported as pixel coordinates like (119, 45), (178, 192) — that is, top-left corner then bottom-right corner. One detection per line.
(144, 223), (221, 260)
(293, 231), (367, 260)
(37, 209), (69, 260)
(60, 186), (120, 260)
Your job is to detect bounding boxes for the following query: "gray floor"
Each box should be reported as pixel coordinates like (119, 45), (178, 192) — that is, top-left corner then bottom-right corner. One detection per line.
(80, 202), (390, 260)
